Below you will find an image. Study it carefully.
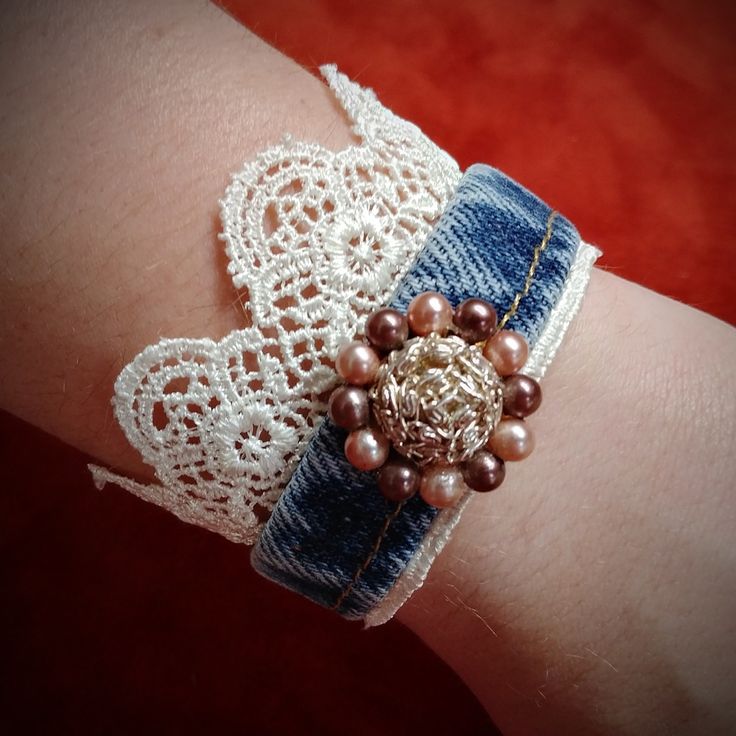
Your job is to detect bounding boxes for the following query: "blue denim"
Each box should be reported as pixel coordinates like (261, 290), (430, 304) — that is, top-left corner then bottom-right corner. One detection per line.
(251, 164), (580, 619)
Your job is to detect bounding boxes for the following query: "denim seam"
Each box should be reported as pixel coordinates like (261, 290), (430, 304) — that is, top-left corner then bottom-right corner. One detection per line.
(332, 499), (408, 611)
(496, 210), (558, 331)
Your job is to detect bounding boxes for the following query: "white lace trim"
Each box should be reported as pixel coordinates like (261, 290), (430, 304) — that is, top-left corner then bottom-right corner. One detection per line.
(89, 65), (461, 545)
(364, 240), (601, 627)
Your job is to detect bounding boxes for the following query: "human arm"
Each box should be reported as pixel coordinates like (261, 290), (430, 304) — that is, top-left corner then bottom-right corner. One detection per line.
(1, 2), (734, 733)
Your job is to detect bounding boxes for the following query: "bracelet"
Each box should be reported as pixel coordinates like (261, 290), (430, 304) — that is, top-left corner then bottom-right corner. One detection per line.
(89, 66), (599, 625)
(252, 164), (598, 624)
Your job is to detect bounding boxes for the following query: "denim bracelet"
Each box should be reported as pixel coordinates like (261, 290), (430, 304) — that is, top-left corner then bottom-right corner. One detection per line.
(251, 163), (597, 622)
(88, 68), (598, 615)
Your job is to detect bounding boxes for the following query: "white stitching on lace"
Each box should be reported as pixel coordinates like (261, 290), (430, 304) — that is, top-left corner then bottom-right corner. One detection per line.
(89, 65), (461, 544)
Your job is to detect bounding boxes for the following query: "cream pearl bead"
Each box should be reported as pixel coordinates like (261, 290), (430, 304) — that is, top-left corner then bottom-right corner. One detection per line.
(487, 418), (535, 461)
(345, 427), (390, 471)
(335, 341), (381, 386)
(407, 291), (453, 336)
(419, 465), (468, 508)
(482, 330), (529, 376)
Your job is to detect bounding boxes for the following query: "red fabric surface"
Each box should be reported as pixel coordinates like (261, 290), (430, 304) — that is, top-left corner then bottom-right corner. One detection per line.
(2, 2), (735, 734)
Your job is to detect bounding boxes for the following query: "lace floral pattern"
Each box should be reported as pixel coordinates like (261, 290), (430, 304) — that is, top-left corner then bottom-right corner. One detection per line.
(89, 66), (461, 544)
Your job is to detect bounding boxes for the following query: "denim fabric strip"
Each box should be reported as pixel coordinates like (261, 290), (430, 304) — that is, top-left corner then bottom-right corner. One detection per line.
(251, 163), (580, 619)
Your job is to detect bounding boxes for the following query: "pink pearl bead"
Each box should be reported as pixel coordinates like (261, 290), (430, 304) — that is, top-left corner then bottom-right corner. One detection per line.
(487, 418), (535, 461)
(345, 427), (390, 471)
(407, 291), (453, 336)
(335, 341), (381, 386)
(483, 330), (529, 376)
(419, 465), (468, 508)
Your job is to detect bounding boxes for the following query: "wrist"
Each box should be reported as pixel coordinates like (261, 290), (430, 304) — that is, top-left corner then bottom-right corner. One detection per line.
(398, 268), (736, 732)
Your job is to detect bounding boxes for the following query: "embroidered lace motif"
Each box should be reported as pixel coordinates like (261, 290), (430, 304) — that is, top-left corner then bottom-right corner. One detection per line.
(89, 66), (461, 544)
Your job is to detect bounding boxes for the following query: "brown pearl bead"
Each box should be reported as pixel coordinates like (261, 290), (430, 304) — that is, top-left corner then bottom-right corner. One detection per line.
(462, 451), (505, 492)
(328, 386), (370, 430)
(453, 298), (497, 343)
(335, 341), (381, 386)
(487, 418), (535, 461)
(482, 330), (529, 376)
(377, 456), (420, 502)
(419, 465), (468, 508)
(344, 427), (390, 471)
(406, 291), (453, 336)
(503, 374), (542, 418)
(365, 308), (409, 352)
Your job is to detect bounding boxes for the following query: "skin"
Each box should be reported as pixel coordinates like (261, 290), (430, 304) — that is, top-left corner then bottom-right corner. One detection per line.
(0, 2), (734, 733)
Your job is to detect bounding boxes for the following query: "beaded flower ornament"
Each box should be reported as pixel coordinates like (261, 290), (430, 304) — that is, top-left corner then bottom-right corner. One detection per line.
(328, 292), (542, 508)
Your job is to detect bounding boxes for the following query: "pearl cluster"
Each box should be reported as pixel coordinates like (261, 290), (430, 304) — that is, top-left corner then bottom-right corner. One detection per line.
(328, 291), (542, 509)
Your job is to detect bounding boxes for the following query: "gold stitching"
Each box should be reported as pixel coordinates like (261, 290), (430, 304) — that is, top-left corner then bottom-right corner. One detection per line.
(331, 500), (407, 611)
(331, 212), (558, 612)
(495, 210), (558, 332)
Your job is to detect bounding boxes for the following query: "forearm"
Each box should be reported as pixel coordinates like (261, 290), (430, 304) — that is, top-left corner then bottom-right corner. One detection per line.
(0, 0), (353, 478)
(1, 2), (734, 734)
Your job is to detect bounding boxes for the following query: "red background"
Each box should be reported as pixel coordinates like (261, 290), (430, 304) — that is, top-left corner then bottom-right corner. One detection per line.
(2, 1), (734, 734)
